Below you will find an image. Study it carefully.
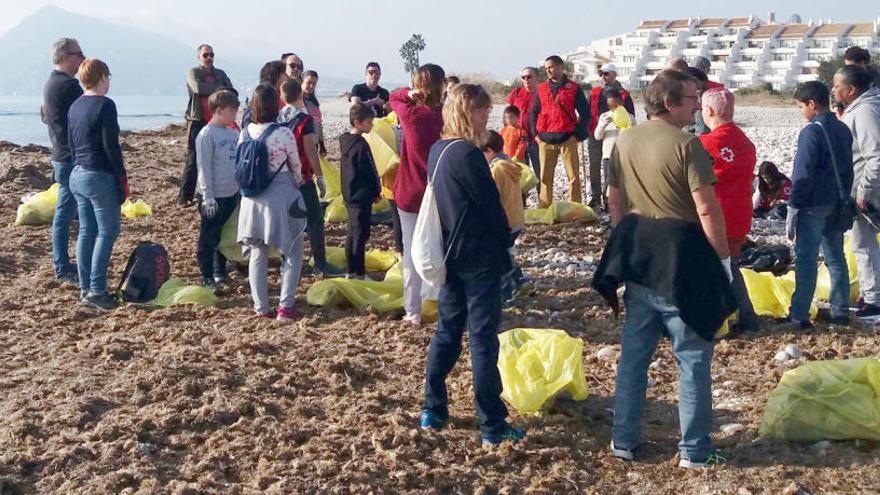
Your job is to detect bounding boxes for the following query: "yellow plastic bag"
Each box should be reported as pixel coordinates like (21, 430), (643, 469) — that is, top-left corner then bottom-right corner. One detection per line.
(381, 112), (398, 127)
(321, 157), (341, 201)
(525, 202), (598, 225)
(324, 197), (391, 224)
(218, 206), (280, 263)
(497, 328), (589, 413)
(514, 159), (537, 193)
(759, 358), (880, 441)
(364, 118), (400, 178)
(610, 106), (633, 131)
(148, 278), (218, 307)
(15, 184), (59, 226)
(306, 261), (437, 321)
(320, 246), (399, 273)
(121, 199), (153, 219)
(741, 268), (817, 319)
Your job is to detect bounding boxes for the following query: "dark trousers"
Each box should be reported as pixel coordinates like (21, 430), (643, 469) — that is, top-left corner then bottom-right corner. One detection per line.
(301, 181), (326, 267)
(345, 202), (372, 275)
(587, 135), (604, 204)
(423, 269), (508, 436)
(197, 195), (238, 280)
(389, 199), (404, 253)
(179, 120), (207, 205)
(525, 141), (540, 196)
(730, 257), (759, 330)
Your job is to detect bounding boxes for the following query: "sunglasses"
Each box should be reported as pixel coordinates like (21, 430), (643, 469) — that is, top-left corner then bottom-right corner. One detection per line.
(367, 70), (380, 75)
(202, 53), (215, 59)
(289, 63), (303, 70)
(521, 75), (533, 80)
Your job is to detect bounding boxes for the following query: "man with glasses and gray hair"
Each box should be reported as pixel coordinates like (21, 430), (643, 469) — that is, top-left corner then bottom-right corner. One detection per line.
(506, 67), (540, 197)
(282, 53), (304, 82)
(42, 37), (85, 285)
(180, 44), (235, 206)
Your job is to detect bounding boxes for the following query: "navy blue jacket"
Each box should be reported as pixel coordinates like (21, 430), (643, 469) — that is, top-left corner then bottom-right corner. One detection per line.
(427, 139), (512, 276)
(790, 112), (854, 209)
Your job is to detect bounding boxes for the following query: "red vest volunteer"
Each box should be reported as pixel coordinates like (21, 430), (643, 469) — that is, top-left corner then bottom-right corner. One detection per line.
(530, 78), (589, 143)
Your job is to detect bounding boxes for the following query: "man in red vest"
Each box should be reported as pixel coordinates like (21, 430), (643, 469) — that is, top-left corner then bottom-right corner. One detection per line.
(507, 66), (540, 195)
(530, 55), (590, 208)
(587, 63), (635, 209)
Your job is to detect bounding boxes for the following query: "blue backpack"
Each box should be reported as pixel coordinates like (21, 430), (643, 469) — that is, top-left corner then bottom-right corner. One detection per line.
(235, 122), (282, 197)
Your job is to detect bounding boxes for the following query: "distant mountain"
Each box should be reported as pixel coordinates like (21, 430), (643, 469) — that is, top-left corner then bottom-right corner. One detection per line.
(0, 5), (358, 97)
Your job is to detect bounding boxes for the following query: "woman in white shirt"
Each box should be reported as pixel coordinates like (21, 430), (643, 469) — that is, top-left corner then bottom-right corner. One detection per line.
(237, 84), (306, 321)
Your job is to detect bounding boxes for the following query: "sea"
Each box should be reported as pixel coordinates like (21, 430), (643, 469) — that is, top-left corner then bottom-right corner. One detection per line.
(0, 86), (347, 147)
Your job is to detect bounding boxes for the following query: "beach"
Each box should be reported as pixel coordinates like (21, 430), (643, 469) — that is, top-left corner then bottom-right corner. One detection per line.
(2, 102), (879, 493)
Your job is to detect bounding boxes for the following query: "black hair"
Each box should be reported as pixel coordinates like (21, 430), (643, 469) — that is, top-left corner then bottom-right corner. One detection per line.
(545, 55), (564, 67)
(350, 102), (373, 126)
(259, 60), (286, 87)
(793, 80), (830, 109)
(844, 46), (871, 65)
(503, 105), (520, 116)
(605, 87), (622, 100)
(446, 75), (461, 85)
(758, 161), (789, 196)
(366, 62), (381, 72)
(836, 64), (874, 93)
(250, 84), (280, 124)
(280, 80), (303, 104)
(483, 130), (504, 154)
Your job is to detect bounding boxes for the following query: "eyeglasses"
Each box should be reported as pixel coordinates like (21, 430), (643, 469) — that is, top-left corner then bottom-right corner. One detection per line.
(202, 53), (215, 59)
(521, 75), (533, 80)
(288, 63), (303, 70)
(367, 70), (380, 75)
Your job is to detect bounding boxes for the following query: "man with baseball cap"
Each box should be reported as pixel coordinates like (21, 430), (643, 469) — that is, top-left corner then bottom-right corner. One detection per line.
(587, 63), (635, 209)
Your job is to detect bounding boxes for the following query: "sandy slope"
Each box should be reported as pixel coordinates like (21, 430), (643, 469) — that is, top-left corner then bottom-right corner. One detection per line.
(0, 117), (878, 494)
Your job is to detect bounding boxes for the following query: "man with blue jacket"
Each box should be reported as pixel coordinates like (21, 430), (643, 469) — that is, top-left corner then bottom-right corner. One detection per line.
(784, 81), (854, 330)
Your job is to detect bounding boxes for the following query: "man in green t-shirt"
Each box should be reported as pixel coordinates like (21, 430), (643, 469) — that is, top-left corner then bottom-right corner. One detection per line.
(606, 69), (731, 469)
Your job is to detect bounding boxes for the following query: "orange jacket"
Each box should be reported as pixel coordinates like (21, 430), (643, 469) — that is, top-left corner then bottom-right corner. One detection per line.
(500, 125), (527, 161)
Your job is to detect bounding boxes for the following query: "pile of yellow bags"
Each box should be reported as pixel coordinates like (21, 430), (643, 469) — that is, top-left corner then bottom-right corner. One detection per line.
(218, 206), (281, 264)
(525, 202), (598, 225)
(514, 159), (538, 193)
(317, 246), (398, 273)
(121, 199), (152, 219)
(759, 358), (880, 441)
(148, 278), (218, 307)
(306, 262), (437, 321)
(15, 184), (59, 225)
(320, 157), (393, 224)
(497, 328), (589, 413)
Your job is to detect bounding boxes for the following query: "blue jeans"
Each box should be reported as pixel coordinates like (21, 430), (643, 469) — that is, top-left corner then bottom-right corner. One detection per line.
(51, 161), (78, 276)
(525, 141), (540, 195)
(69, 167), (121, 292)
(423, 269), (508, 436)
(613, 283), (715, 462)
(790, 205), (849, 321)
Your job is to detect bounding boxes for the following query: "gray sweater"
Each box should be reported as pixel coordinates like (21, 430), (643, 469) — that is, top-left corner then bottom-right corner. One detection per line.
(843, 87), (880, 202)
(196, 123), (240, 200)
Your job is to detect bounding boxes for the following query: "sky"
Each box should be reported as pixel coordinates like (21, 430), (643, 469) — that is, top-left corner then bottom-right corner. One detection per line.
(1, 0), (878, 84)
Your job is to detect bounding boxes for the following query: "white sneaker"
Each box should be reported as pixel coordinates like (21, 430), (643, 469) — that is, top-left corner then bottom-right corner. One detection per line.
(402, 313), (422, 326)
(678, 451), (728, 469)
(610, 441), (635, 461)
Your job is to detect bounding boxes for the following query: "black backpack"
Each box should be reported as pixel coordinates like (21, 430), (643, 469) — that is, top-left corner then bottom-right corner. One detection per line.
(117, 242), (170, 303)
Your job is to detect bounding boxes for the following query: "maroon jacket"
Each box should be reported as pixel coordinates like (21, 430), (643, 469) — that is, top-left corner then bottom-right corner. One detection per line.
(389, 88), (444, 213)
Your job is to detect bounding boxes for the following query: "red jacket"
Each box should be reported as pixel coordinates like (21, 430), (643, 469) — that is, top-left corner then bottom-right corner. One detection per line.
(290, 113), (315, 183)
(389, 88), (444, 213)
(588, 85), (634, 135)
(506, 87), (535, 137)
(699, 123), (756, 238)
(535, 80), (579, 135)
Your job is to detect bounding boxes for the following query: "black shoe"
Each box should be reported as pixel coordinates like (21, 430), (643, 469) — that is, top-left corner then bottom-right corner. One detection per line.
(816, 308), (850, 326)
(202, 278), (219, 293)
(56, 270), (79, 286)
(775, 315), (814, 332)
(855, 303), (880, 321)
(314, 263), (345, 278)
(82, 291), (119, 311)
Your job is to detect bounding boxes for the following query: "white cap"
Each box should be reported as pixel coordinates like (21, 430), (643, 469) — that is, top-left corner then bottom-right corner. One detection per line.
(600, 63), (618, 74)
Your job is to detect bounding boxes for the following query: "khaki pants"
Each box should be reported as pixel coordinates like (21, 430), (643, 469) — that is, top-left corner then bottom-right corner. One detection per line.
(538, 137), (581, 208)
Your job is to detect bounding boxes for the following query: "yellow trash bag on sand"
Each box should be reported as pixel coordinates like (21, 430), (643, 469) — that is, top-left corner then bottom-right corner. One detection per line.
(525, 202), (598, 225)
(148, 278), (218, 307)
(497, 328), (589, 414)
(318, 246), (398, 273)
(218, 206), (280, 264)
(815, 237), (860, 303)
(15, 184), (58, 226)
(121, 199), (152, 219)
(364, 118), (400, 178)
(321, 157), (341, 201)
(741, 268), (817, 319)
(514, 159), (538, 193)
(324, 197), (392, 224)
(759, 358), (880, 441)
(306, 262), (437, 321)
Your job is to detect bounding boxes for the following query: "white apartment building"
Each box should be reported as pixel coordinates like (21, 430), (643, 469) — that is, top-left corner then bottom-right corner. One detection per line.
(565, 15), (880, 91)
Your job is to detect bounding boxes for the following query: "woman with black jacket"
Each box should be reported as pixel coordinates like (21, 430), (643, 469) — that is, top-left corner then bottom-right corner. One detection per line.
(67, 58), (127, 311)
(418, 84), (524, 445)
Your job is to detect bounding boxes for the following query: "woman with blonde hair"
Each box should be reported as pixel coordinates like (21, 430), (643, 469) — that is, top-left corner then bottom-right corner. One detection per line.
(418, 84), (524, 445)
(67, 58), (126, 311)
(389, 63), (446, 325)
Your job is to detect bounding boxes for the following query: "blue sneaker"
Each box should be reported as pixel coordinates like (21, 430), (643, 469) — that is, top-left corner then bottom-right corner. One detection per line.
(419, 410), (446, 430)
(481, 425), (526, 445)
